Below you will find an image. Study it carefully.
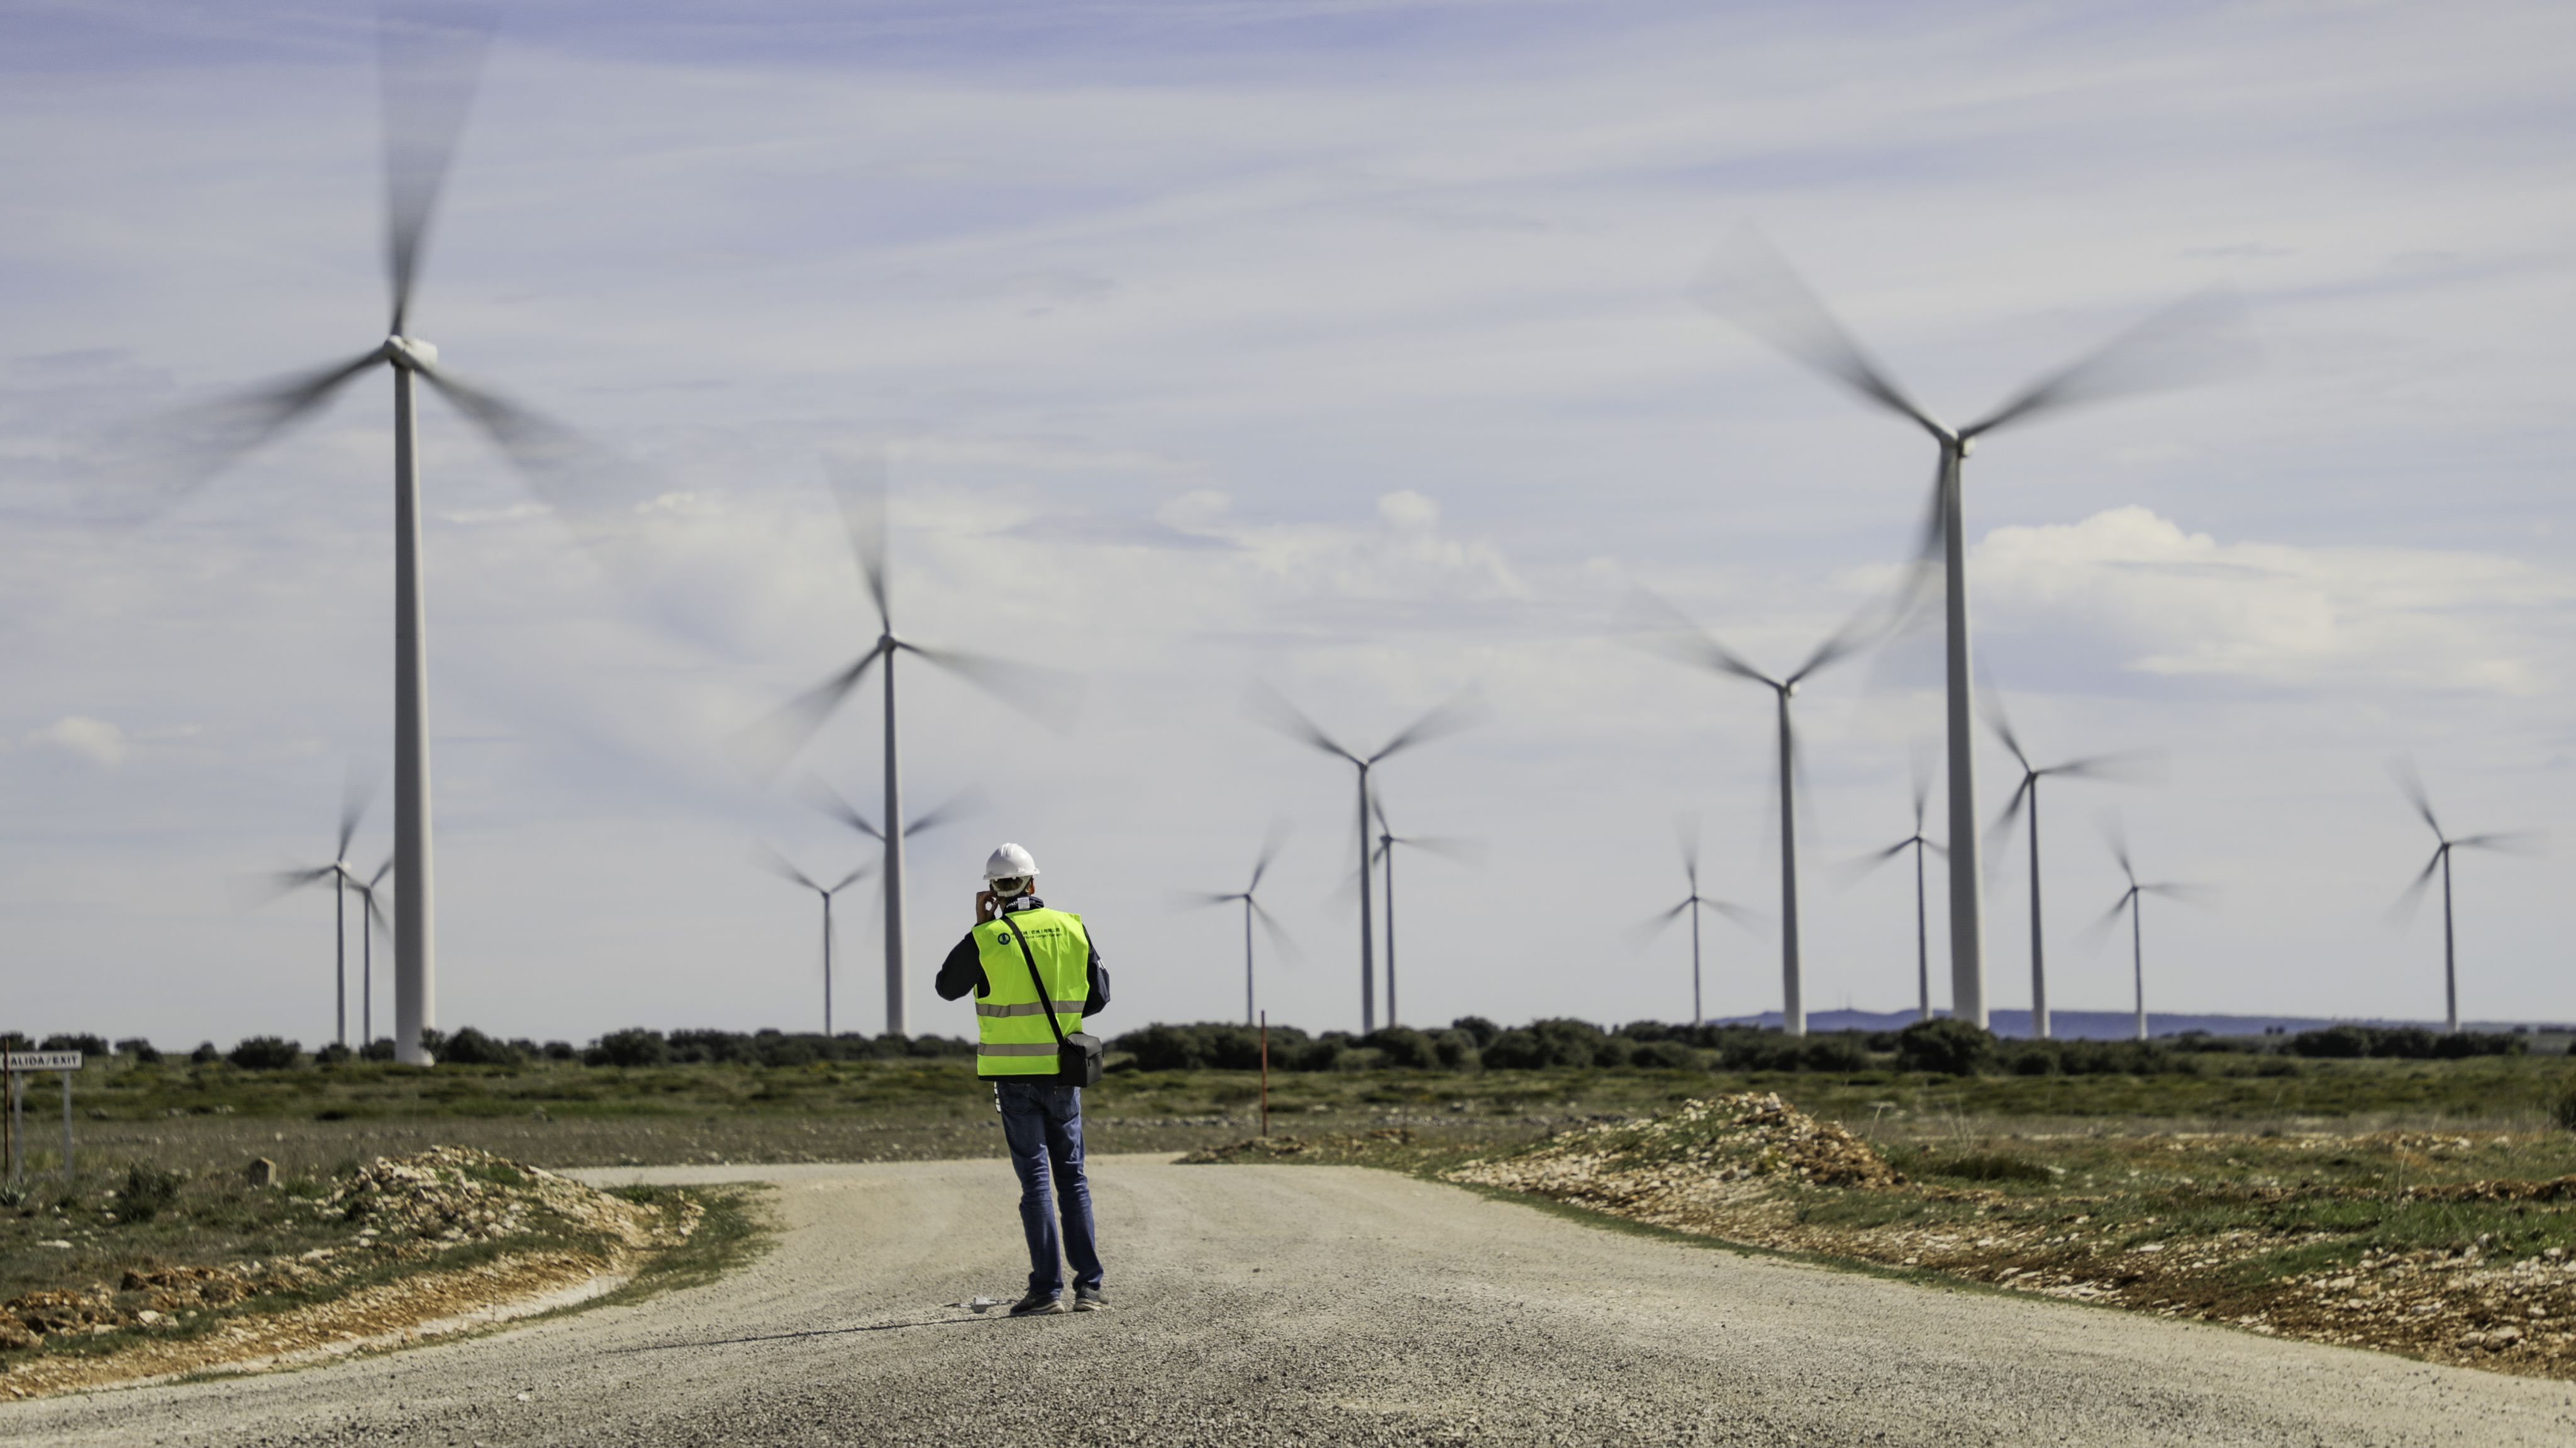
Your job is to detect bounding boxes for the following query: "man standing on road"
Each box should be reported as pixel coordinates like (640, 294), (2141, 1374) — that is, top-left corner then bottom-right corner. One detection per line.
(935, 842), (1112, 1317)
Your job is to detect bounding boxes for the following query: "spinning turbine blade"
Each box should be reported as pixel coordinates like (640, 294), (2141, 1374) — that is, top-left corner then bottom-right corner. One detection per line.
(2053, 749), (2170, 786)
(825, 450), (893, 632)
(2385, 850), (2445, 930)
(338, 766), (378, 860)
(2389, 757), (2443, 840)
(901, 642), (1083, 731)
(1621, 590), (1778, 685)
(733, 648), (884, 779)
(95, 353), (384, 518)
(380, 4), (495, 335)
(752, 843), (822, 893)
(797, 773), (885, 842)
(828, 864), (875, 894)
(901, 788), (984, 838)
(1249, 818), (1291, 894)
(2454, 830), (2548, 855)
(1245, 684), (1358, 761)
(1964, 287), (2256, 439)
(2076, 891), (2135, 953)
(411, 364), (652, 539)
(1695, 228), (1943, 437)
(1372, 688), (1489, 763)
(1625, 898), (1696, 951)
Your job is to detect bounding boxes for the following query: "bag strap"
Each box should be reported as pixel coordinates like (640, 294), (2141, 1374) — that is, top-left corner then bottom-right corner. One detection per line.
(999, 911), (1074, 1049)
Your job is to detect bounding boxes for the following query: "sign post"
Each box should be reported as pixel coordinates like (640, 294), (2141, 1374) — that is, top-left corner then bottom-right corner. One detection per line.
(1, 1052), (85, 1184)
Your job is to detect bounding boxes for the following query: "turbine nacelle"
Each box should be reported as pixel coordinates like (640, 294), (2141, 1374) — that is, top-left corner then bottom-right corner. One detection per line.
(382, 337), (440, 370)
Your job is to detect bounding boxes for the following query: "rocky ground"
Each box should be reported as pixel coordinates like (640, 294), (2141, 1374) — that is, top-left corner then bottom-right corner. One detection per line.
(0, 1146), (702, 1398)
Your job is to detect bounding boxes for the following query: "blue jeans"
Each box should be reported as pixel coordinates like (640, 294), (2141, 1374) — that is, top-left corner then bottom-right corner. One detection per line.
(995, 1078), (1103, 1298)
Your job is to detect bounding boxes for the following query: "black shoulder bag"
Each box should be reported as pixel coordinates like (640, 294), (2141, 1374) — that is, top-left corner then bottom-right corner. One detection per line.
(999, 913), (1104, 1088)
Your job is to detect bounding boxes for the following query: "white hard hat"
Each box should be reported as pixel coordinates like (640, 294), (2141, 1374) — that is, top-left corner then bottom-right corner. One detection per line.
(984, 843), (1040, 880)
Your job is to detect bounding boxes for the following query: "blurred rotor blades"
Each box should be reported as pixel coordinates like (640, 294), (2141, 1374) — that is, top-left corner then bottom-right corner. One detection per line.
(796, 772), (883, 842)
(1619, 589), (1776, 686)
(338, 766), (378, 862)
(1625, 898), (1696, 950)
(730, 647), (886, 781)
(828, 864), (875, 894)
(1249, 898), (1302, 964)
(2389, 757), (2442, 839)
(2454, 830), (2548, 856)
(900, 788), (985, 839)
(1694, 228), (1942, 437)
(1245, 683), (1355, 762)
(824, 449), (892, 632)
(92, 352), (384, 519)
(1372, 688), (1489, 763)
(2384, 850), (2445, 930)
(752, 842), (823, 893)
(379, 3), (495, 335)
(900, 642), (1083, 732)
(1964, 287), (2255, 440)
(1250, 817), (1292, 893)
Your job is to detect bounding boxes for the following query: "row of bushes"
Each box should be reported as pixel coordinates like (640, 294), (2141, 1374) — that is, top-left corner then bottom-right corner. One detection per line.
(1106, 1016), (2531, 1078)
(9, 1018), (2534, 1076)
(0, 1028), (981, 1072)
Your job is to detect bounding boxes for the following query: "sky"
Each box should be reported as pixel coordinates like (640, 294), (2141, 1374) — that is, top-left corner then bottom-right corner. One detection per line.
(2, 0), (2573, 1049)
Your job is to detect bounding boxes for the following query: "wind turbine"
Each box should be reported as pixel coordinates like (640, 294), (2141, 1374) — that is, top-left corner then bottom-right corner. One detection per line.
(1249, 686), (1484, 1033)
(2389, 762), (2542, 1033)
(1369, 791), (1481, 1030)
(1698, 231), (2249, 1028)
(2082, 820), (2212, 1042)
(264, 775), (375, 1049)
(754, 846), (874, 1037)
(350, 859), (392, 1050)
(124, 11), (638, 1065)
(1987, 697), (2159, 1040)
(1631, 818), (1757, 1027)
(1845, 759), (1945, 1023)
(1179, 823), (1296, 1026)
(739, 455), (1076, 1037)
(1629, 591), (1906, 1035)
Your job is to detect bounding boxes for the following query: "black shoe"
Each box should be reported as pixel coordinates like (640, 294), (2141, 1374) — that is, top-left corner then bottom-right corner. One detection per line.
(1073, 1288), (1111, 1312)
(1008, 1291), (1067, 1317)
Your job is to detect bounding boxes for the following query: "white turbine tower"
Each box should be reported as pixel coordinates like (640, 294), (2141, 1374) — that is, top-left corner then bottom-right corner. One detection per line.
(1697, 231), (2248, 1028)
(753, 846), (874, 1037)
(1628, 589), (1913, 1036)
(137, 12), (628, 1063)
(1631, 818), (1757, 1027)
(1250, 686), (1484, 1033)
(1845, 759), (1944, 1023)
(2082, 819), (2213, 1042)
(1985, 696), (2159, 1040)
(2388, 762), (2543, 1034)
(1179, 822), (1297, 1027)
(740, 456), (1075, 1037)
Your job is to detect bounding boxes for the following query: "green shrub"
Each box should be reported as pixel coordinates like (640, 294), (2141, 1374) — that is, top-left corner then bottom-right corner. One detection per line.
(438, 1027), (523, 1067)
(586, 1028), (670, 1067)
(118, 1162), (186, 1222)
(1896, 1018), (1996, 1075)
(226, 1036), (301, 1070)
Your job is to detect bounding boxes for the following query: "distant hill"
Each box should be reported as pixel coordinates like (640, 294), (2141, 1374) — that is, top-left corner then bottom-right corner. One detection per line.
(1713, 1008), (2576, 1042)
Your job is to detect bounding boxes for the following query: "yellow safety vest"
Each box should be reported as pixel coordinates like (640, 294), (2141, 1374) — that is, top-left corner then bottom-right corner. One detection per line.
(971, 908), (1092, 1078)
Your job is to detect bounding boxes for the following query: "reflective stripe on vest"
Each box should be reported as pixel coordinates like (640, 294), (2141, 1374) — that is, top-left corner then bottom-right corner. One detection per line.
(971, 908), (1091, 1077)
(975, 1000), (1089, 1018)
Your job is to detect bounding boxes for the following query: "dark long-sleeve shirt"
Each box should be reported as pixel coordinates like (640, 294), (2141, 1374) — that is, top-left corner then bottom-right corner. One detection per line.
(935, 896), (1109, 1016)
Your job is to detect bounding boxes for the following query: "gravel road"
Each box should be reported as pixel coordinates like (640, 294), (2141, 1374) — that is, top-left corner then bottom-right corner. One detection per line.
(5, 1155), (2573, 1446)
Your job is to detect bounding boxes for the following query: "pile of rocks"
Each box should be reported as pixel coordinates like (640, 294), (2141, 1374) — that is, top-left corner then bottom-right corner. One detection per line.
(1446, 1092), (1901, 1214)
(1, 1147), (680, 1357)
(326, 1146), (674, 1252)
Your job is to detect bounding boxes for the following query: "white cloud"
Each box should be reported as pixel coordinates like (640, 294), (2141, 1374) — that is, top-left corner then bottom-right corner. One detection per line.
(28, 715), (127, 766)
(1975, 508), (2569, 695)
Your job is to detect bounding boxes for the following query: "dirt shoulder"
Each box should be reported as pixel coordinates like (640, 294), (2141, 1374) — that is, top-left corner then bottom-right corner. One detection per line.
(1185, 1094), (2576, 1379)
(0, 1145), (755, 1399)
